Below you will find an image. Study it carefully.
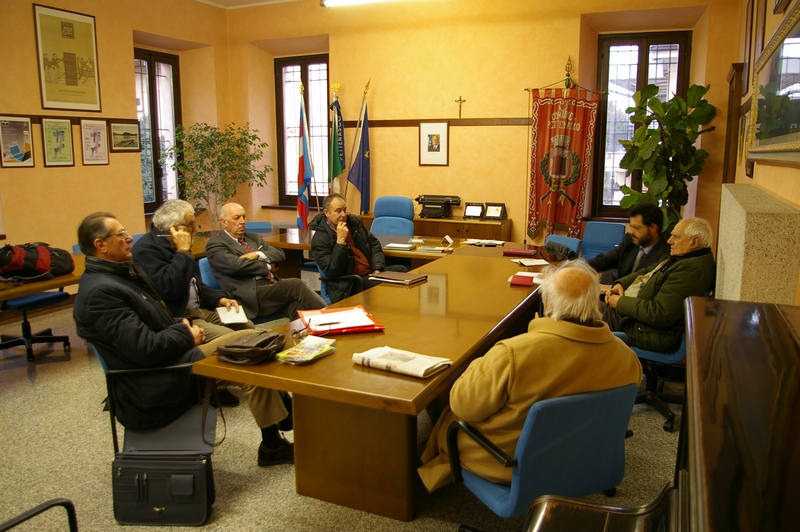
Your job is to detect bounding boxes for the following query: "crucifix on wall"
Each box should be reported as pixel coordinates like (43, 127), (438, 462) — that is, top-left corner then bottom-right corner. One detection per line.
(455, 96), (466, 118)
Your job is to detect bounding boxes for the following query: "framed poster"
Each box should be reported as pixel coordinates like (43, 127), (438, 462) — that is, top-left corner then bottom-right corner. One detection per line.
(80, 119), (108, 165)
(34, 4), (101, 111)
(0, 117), (34, 168)
(41, 118), (74, 166)
(419, 121), (449, 166)
(109, 122), (141, 152)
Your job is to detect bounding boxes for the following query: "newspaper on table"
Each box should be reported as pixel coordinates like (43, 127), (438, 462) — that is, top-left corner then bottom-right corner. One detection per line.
(352, 346), (452, 378)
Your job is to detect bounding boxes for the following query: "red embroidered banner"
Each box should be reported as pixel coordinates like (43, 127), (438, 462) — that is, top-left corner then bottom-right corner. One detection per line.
(527, 88), (599, 239)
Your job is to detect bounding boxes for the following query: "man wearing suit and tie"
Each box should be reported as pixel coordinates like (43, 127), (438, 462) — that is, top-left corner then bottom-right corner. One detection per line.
(587, 203), (671, 284)
(205, 203), (326, 321)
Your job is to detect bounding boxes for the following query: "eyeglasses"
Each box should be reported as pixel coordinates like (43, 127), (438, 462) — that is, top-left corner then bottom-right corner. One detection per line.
(106, 229), (130, 239)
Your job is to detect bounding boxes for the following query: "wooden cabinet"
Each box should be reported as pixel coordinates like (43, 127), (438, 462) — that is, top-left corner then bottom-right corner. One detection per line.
(362, 215), (512, 241)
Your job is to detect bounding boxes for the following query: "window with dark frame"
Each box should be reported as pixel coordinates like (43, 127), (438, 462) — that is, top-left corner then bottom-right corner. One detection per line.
(134, 48), (182, 214)
(592, 32), (691, 219)
(275, 54), (330, 206)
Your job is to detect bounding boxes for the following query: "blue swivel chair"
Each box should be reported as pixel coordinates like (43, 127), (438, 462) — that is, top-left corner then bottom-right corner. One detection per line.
(371, 196), (415, 269)
(544, 234), (582, 260)
(447, 384), (638, 519)
(581, 221), (626, 260)
(315, 263), (364, 305)
(245, 221), (273, 232)
(197, 258), (282, 325)
(71, 243), (81, 254)
(1, 291), (71, 362)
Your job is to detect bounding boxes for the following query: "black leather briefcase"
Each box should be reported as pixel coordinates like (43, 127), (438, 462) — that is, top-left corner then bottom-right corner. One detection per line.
(112, 451), (215, 526)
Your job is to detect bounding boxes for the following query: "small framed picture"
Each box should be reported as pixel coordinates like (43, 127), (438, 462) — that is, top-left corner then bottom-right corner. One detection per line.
(109, 121), (141, 152)
(483, 203), (508, 220)
(419, 121), (449, 166)
(0, 116), (34, 168)
(80, 119), (108, 165)
(41, 118), (74, 167)
(463, 202), (485, 219)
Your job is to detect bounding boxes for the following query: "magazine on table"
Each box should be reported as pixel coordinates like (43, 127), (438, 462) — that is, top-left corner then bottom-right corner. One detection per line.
(274, 336), (336, 365)
(352, 346), (452, 378)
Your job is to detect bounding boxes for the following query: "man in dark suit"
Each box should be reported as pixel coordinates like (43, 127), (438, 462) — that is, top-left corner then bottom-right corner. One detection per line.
(587, 203), (670, 284)
(205, 203), (325, 321)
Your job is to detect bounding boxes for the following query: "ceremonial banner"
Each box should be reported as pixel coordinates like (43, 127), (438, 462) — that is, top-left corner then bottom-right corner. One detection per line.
(527, 88), (599, 239)
(328, 100), (345, 194)
(347, 104), (371, 214)
(297, 100), (313, 230)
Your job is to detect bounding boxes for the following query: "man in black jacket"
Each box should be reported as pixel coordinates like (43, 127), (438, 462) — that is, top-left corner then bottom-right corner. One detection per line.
(587, 203), (670, 284)
(74, 212), (293, 466)
(309, 193), (407, 303)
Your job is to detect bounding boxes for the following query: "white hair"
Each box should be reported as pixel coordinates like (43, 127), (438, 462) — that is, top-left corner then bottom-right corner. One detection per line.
(679, 217), (712, 249)
(152, 199), (193, 232)
(540, 259), (602, 322)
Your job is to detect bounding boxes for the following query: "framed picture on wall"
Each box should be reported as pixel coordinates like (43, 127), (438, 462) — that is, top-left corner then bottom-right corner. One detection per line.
(41, 118), (74, 167)
(775, 0), (791, 14)
(743, 0), (754, 96)
(109, 122), (141, 152)
(34, 4), (101, 111)
(419, 121), (449, 166)
(0, 116), (34, 168)
(80, 119), (108, 165)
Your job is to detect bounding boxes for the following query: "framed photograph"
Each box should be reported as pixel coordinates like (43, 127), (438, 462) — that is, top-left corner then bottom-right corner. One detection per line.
(0, 116), (34, 168)
(109, 122), (141, 152)
(482, 203), (508, 220)
(775, 0), (791, 14)
(419, 121), (449, 166)
(463, 202), (485, 219)
(755, 0), (768, 56)
(743, 0), (754, 96)
(80, 119), (108, 165)
(34, 4), (101, 111)
(42, 118), (74, 167)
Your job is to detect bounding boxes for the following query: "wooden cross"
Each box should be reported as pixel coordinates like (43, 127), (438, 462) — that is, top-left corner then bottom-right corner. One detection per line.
(455, 96), (466, 118)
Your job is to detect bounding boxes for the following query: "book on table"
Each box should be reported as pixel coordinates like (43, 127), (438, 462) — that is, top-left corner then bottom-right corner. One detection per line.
(352, 346), (452, 378)
(216, 306), (249, 324)
(274, 336), (336, 365)
(298, 305), (385, 335)
(383, 242), (416, 251)
(503, 248), (538, 257)
(368, 271), (428, 285)
(508, 271), (545, 286)
(510, 257), (549, 267)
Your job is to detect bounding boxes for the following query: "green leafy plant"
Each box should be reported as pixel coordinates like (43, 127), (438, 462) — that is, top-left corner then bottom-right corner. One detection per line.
(618, 84), (716, 233)
(164, 123), (272, 229)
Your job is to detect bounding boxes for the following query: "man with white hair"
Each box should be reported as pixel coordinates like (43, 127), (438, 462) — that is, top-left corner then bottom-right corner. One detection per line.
(417, 260), (642, 492)
(602, 217), (716, 352)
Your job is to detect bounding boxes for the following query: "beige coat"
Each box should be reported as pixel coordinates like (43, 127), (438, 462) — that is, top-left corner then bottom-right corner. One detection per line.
(417, 317), (642, 492)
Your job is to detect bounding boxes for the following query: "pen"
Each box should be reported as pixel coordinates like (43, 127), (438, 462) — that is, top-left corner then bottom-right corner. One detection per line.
(314, 321), (341, 327)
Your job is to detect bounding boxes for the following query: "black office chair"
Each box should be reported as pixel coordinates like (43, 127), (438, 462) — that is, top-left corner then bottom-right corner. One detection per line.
(1, 291), (71, 362)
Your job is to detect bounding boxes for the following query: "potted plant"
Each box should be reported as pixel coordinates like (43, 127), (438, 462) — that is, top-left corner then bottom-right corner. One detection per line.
(618, 84), (716, 233)
(164, 122), (272, 229)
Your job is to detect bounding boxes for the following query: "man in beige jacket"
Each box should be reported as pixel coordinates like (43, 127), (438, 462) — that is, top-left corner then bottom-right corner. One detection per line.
(417, 260), (642, 492)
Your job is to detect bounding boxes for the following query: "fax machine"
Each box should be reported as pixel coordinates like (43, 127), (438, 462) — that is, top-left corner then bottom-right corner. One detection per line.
(415, 195), (461, 218)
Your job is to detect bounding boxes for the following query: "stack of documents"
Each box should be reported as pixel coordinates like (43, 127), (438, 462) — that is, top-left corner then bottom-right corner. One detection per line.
(463, 239), (506, 246)
(275, 336), (336, 365)
(417, 246), (453, 253)
(298, 305), (384, 335)
(368, 271), (428, 285)
(508, 271), (545, 286)
(383, 242), (416, 251)
(352, 346), (452, 378)
(510, 258), (549, 267)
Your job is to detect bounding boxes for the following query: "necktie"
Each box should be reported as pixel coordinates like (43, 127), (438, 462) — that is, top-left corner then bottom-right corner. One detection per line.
(633, 247), (646, 271)
(239, 237), (274, 281)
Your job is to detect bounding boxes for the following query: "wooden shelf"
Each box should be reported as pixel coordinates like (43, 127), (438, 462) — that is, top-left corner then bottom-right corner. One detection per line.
(361, 215), (511, 241)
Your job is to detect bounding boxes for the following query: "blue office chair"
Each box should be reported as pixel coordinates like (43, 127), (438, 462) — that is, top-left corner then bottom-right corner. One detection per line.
(447, 384), (638, 519)
(544, 234), (582, 260)
(131, 233), (146, 243)
(1, 291), (71, 362)
(581, 222), (626, 260)
(371, 196), (415, 269)
(315, 263), (364, 306)
(197, 257), (282, 325)
(245, 221), (273, 232)
(71, 243), (81, 254)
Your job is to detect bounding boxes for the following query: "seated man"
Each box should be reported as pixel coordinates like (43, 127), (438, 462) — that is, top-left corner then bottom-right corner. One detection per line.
(206, 203), (326, 320)
(74, 212), (293, 466)
(602, 217), (715, 352)
(417, 260), (642, 492)
(309, 193), (408, 303)
(132, 199), (254, 341)
(587, 203), (670, 284)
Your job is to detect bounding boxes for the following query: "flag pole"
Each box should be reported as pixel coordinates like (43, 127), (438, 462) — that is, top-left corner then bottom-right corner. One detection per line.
(344, 79), (370, 200)
(523, 88), (533, 247)
(297, 82), (313, 230)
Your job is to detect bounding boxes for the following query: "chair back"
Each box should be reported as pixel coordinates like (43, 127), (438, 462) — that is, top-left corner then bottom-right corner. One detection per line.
(544, 234), (582, 259)
(71, 243), (81, 254)
(461, 384), (637, 518)
(581, 222), (626, 260)
(371, 196), (415, 236)
(198, 258), (220, 290)
(316, 263), (332, 305)
(245, 221), (273, 232)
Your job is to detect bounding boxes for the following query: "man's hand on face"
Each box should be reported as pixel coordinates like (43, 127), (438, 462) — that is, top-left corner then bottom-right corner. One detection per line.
(336, 221), (349, 244)
(169, 226), (193, 252)
(183, 318), (205, 346)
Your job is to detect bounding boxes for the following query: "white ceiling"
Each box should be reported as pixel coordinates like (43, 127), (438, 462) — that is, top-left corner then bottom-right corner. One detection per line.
(195, 0), (297, 9)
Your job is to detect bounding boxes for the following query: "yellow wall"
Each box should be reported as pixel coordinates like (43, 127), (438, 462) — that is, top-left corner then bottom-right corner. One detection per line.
(0, 0), (743, 249)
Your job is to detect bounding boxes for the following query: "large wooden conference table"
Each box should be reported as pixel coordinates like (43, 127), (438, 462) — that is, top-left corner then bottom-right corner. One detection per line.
(193, 251), (543, 520)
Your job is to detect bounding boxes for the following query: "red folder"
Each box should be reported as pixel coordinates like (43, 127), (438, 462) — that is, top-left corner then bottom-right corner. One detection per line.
(298, 305), (385, 336)
(509, 274), (535, 287)
(503, 248), (537, 257)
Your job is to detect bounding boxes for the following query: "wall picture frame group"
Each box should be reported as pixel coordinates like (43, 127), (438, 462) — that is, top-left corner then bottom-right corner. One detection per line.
(34, 4), (101, 112)
(419, 121), (449, 166)
(42, 117), (74, 167)
(0, 116), (34, 168)
(80, 119), (108, 165)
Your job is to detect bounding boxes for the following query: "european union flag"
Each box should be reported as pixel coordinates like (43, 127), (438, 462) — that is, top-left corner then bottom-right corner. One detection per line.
(347, 105), (370, 214)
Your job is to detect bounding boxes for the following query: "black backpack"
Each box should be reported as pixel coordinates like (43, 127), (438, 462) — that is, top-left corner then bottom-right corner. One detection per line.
(0, 242), (75, 283)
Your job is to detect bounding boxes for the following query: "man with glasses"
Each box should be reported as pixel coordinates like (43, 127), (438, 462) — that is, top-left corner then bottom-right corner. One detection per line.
(74, 212), (294, 466)
(601, 217), (715, 352)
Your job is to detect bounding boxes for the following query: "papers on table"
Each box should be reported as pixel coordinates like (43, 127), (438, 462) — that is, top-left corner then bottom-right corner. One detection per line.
(383, 242), (416, 251)
(463, 239), (505, 246)
(408, 238), (425, 243)
(352, 346), (452, 378)
(368, 271), (428, 285)
(510, 258), (549, 267)
(417, 246), (453, 253)
(216, 306), (249, 324)
(298, 305), (384, 335)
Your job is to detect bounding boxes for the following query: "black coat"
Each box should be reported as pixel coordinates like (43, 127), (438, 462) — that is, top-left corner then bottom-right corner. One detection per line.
(588, 233), (671, 284)
(74, 257), (202, 429)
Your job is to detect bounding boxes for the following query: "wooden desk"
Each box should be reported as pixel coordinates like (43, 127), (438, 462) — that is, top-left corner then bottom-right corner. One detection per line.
(193, 254), (542, 520)
(684, 297), (800, 531)
(0, 255), (84, 302)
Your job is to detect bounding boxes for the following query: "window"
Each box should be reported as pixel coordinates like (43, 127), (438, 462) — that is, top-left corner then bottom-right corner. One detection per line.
(134, 49), (182, 214)
(275, 54), (329, 206)
(592, 32), (691, 218)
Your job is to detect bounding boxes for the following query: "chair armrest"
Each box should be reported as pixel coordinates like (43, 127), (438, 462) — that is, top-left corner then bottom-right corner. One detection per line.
(0, 498), (78, 531)
(446, 420), (517, 483)
(104, 361), (195, 375)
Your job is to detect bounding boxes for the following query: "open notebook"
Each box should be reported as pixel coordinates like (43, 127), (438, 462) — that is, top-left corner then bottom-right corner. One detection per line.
(298, 305), (384, 335)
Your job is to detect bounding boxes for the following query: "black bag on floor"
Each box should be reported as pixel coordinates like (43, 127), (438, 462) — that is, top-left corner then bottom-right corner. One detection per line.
(111, 451), (215, 526)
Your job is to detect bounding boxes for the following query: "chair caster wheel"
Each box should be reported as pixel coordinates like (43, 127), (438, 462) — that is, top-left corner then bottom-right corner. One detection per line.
(603, 487), (617, 497)
(26, 350), (35, 362)
(64, 342), (71, 351)
(663, 420), (675, 432)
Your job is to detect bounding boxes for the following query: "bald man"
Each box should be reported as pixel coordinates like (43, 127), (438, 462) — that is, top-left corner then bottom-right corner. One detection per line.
(417, 260), (642, 492)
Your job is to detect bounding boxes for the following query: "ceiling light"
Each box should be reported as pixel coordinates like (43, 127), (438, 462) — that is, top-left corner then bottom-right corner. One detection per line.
(320, 0), (392, 7)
